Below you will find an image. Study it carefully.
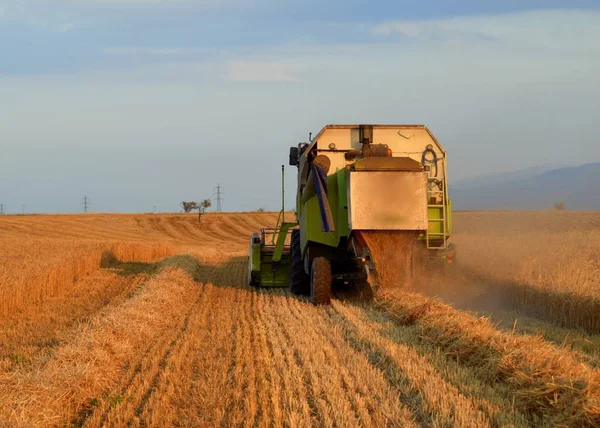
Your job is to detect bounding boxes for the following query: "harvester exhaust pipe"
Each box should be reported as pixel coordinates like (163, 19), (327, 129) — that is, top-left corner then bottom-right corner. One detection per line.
(360, 124), (373, 145)
(345, 125), (392, 160)
(281, 164), (285, 223)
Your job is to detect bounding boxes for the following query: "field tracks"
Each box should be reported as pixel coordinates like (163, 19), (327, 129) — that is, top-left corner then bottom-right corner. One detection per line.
(1, 212), (599, 427)
(331, 301), (499, 427)
(281, 294), (416, 427)
(88, 275), (213, 427)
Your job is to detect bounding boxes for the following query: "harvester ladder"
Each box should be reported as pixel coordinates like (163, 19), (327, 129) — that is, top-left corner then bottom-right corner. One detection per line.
(426, 187), (447, 250)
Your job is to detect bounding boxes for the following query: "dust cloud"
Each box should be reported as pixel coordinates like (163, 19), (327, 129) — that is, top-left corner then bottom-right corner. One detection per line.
(362, 231), (499, 313)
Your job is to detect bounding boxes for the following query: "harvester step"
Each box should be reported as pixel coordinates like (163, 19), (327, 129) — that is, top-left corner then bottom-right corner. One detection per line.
(428, 219), (445, 222)
(428, 204), (445, 208)
(427, 233), (446, 236)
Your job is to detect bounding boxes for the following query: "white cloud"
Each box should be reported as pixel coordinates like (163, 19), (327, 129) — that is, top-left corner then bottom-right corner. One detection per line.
(56, 22), (74, 32)
(26, 19), (75, 32)
(373, 22), (419, 37)
(54, 0), (263, 5)
(0, 0), (76, 32)
(373, 9), (600, 54)
(226, 60), (300, 83)
(103, 47), (214, 56)
(81, 0), (196, 3)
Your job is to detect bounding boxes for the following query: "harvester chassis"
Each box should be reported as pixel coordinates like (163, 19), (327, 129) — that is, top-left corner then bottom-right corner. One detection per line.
(248, 124), (454, 305)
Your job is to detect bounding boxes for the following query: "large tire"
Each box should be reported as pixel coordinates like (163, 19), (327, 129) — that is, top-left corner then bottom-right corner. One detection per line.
(310, 257), (332, 305)
(289, 230), (309, 295)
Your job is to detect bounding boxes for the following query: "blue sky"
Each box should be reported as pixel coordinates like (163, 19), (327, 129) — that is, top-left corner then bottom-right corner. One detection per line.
(1, 1), (599, 213)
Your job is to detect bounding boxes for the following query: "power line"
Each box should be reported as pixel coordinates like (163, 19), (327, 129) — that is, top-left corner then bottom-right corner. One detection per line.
(213, 184), (224, 213)
(81, 195), (91, 213)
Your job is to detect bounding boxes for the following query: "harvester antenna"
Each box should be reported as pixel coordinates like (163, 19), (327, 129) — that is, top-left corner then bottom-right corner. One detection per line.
(81, 195), (91, 213)
(213, 184), (224, 213)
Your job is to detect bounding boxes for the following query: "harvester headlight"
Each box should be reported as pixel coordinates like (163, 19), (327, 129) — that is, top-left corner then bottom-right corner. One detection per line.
(328, 143), (336, 150)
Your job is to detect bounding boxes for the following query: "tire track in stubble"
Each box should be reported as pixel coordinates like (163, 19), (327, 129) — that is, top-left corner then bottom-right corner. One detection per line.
(285, 300), (379, 425)
(80, 272), (207, 427)
(132, 281), (219, 426)
(280, 298), (358, 427)
(283, 296), (417, 427)
(263, 294), (317, 425)
(331, 301), (494, 427)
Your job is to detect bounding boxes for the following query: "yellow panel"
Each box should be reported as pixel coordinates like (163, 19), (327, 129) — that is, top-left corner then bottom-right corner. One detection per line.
(348, 171), (428, 230)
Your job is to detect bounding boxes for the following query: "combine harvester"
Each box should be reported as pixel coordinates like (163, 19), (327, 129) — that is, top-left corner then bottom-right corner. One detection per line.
(248, 124), (453, 304)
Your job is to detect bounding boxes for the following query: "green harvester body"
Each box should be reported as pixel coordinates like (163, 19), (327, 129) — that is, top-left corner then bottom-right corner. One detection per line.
(248, 124), (453, 297)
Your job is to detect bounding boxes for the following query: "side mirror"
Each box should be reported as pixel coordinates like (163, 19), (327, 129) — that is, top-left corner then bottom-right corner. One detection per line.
(289, 146), (299, 166)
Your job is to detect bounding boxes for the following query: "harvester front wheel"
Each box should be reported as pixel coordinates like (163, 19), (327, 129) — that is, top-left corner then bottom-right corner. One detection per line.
(311, 257), (332, 305)
(290, 230), (309, 295)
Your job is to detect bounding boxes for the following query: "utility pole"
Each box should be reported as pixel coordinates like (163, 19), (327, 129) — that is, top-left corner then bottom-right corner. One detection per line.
(153, 205), (157, 214)
(21, 205), (26, 215)
(0, 203), (5, 215)
(213, 184), (224, 213)
(82, 195), (91, 213)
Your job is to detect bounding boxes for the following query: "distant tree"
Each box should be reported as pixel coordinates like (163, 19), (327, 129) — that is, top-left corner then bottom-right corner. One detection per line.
(554, 201), (566, 210)
(198, 199), (212, 223)
(181, 201), (198, 213)
(181, 200), (211, 222)
(257, 207), (265, 212)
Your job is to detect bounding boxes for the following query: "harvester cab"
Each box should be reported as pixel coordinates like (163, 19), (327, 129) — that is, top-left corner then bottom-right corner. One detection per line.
(248, 124), (453, 304)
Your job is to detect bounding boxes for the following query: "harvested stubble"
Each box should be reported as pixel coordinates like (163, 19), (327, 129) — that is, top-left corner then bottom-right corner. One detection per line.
(377, 290), (600, 426)
(0, 268), (199, 426)
(0, 238), (176, 319)
(0, 270), (147, 372)
(1, 212), (599, 427)
(363, 230), (600, 426)
(331, 301), (496, 427)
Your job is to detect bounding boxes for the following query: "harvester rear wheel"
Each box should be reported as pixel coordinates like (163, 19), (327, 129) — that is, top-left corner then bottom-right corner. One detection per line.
(310, 257), (332, 305)
(290, 230), (309, 295)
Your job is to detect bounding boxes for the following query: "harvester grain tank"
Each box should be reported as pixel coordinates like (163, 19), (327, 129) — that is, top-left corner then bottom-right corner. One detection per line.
(248, 124), (453, 304)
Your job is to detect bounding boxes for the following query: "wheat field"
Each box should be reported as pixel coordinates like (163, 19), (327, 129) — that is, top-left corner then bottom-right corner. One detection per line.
(0, 211), (599, 427)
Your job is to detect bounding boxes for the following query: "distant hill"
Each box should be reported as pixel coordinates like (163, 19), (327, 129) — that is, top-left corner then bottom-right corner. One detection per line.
(452, 164), (566, 190)
(450, 163), (600, 210)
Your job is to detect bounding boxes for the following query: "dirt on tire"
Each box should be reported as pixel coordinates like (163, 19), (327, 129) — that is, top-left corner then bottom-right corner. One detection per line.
(310, 257), (332, 305)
